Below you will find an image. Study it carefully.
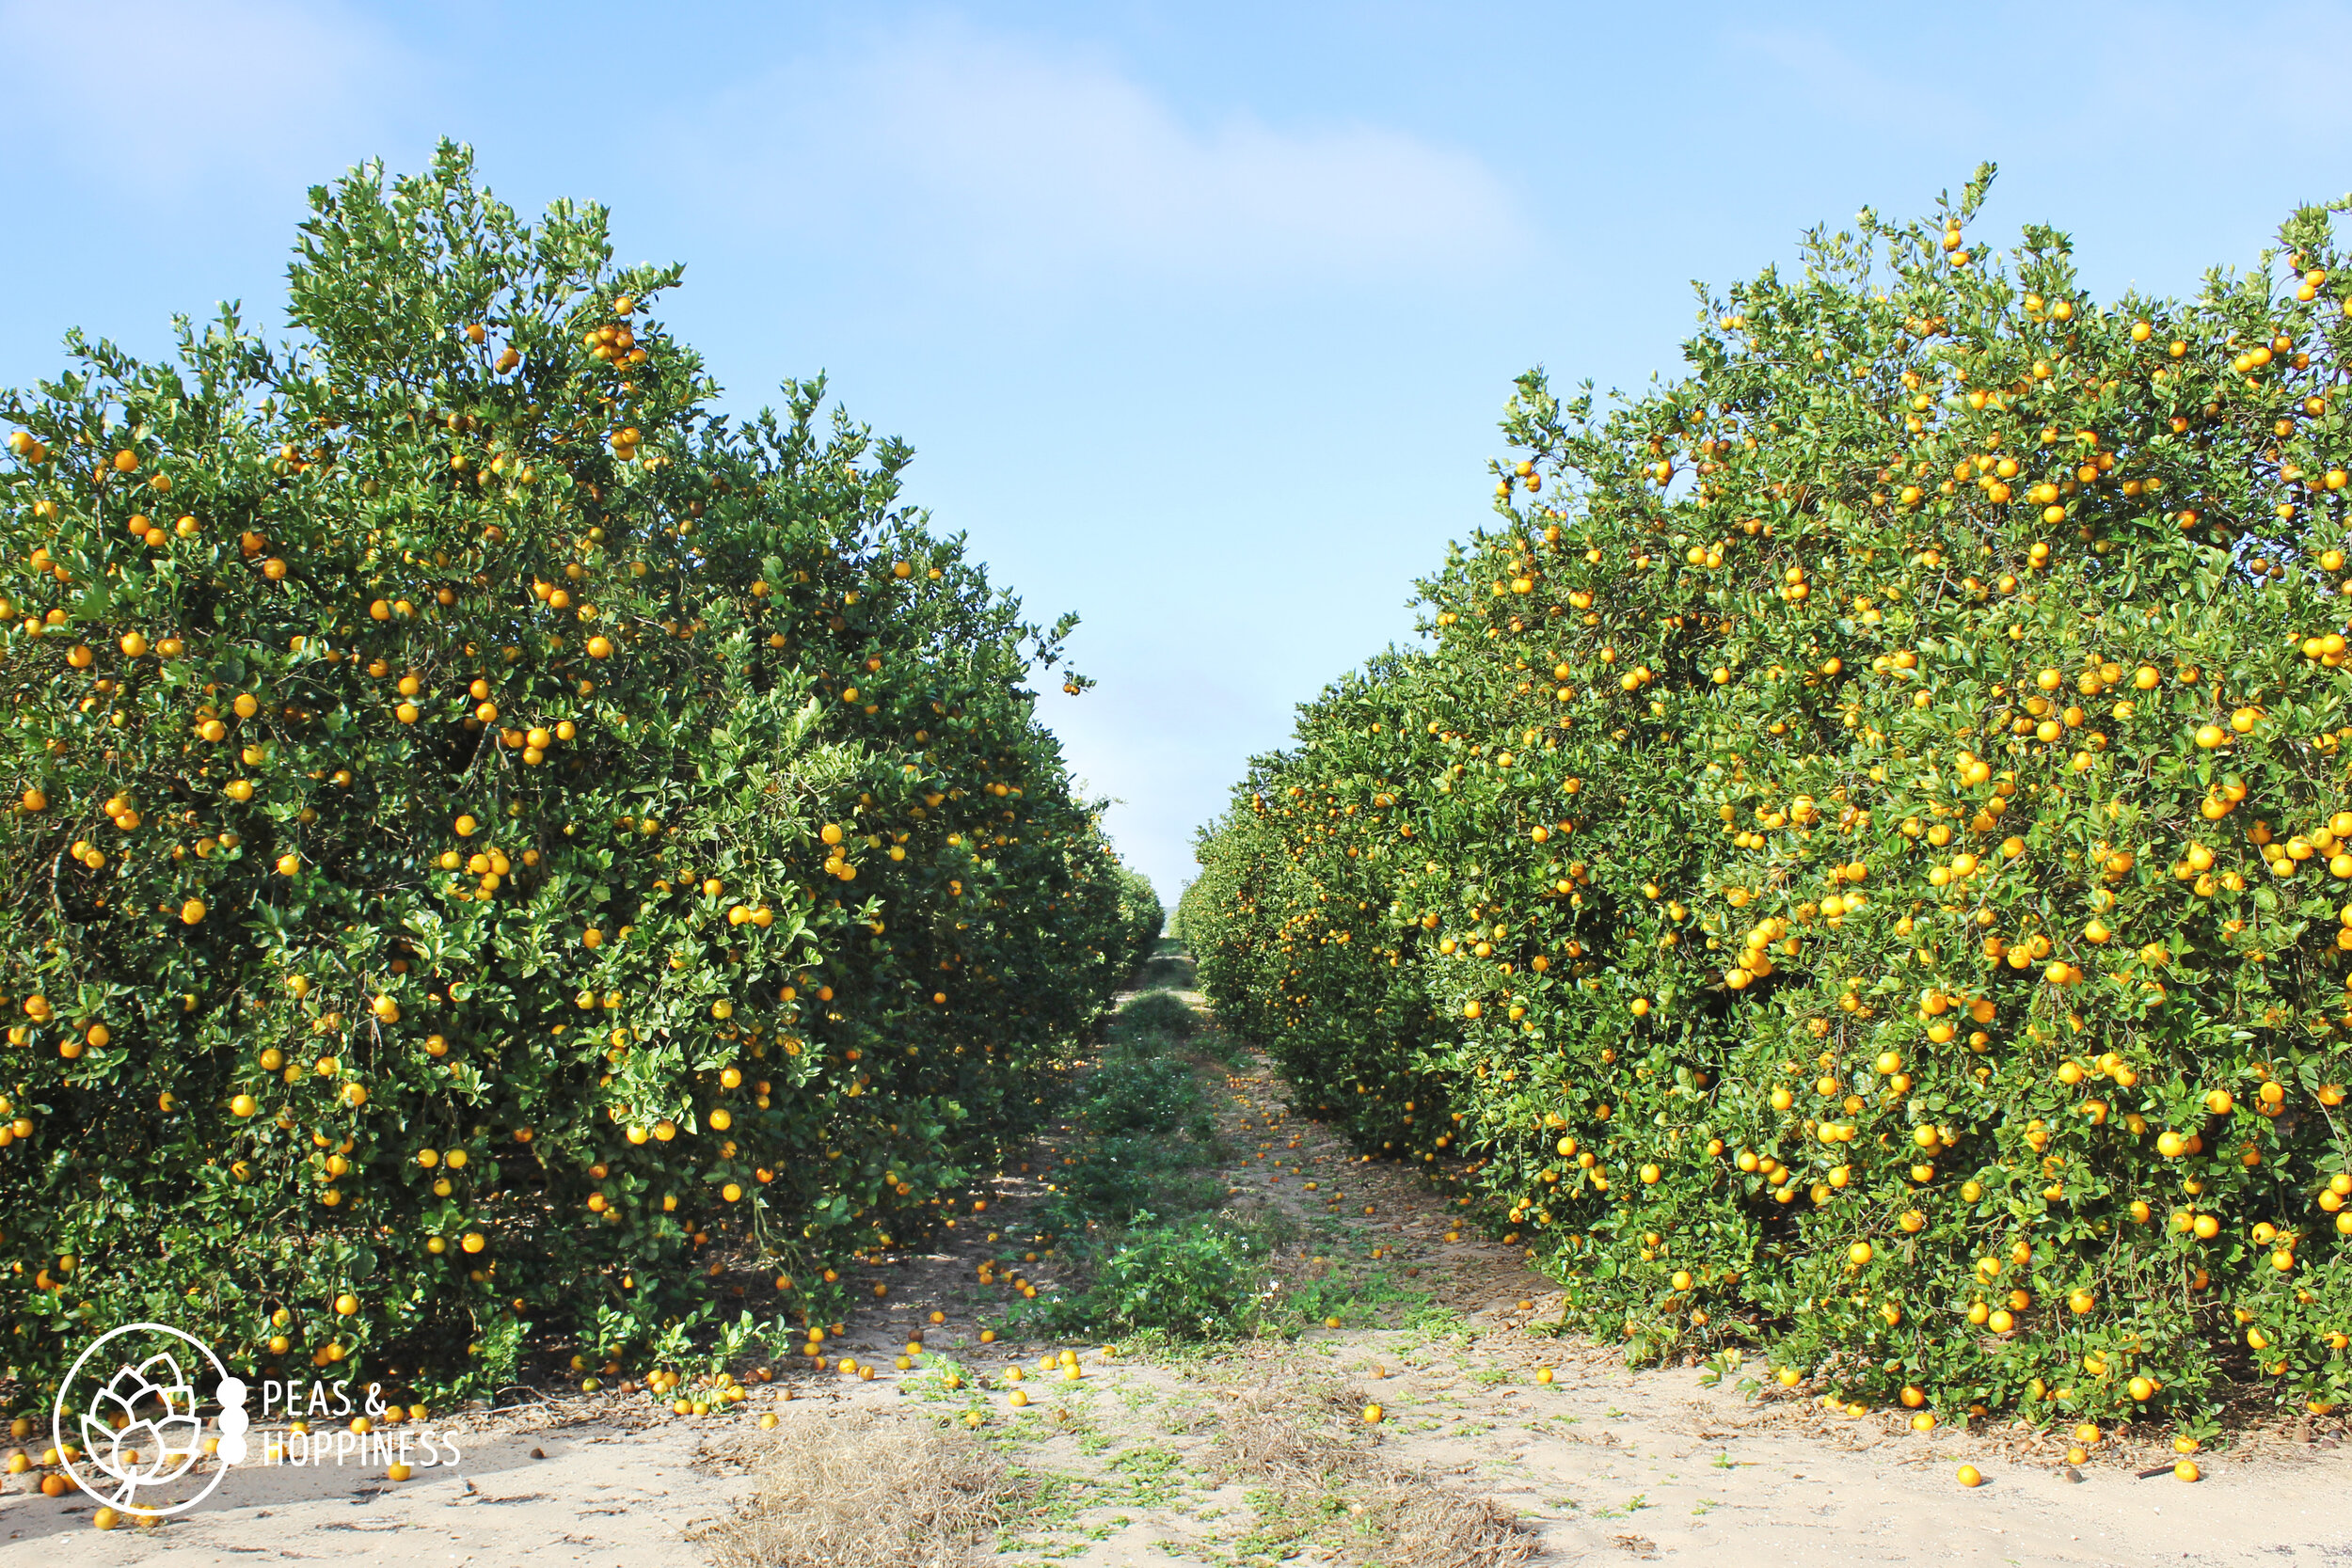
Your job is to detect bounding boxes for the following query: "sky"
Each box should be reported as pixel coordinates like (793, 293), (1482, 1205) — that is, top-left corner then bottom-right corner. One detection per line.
(4, 1), (2350, 906)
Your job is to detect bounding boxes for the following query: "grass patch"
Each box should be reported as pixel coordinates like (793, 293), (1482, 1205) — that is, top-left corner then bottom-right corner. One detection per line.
(1061, 1214), (1277, 1338)
(1134, 953), (1196, 990)
(1008, 1005), (1281, 1341)
(1214, 1371), (1537, 1568)
(702, 1406), (1034, 1568)
(1267, 1263), (1431, 1333)
(1117, 989), (1201, 1039)
(1010, 977), (1438, 1344)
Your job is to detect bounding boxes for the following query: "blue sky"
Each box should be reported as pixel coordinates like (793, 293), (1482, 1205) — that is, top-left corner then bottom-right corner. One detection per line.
(5, 1), (2350, 904)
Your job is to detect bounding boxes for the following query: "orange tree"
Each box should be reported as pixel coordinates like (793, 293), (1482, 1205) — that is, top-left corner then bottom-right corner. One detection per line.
(1112, 864), (1168, 959)
(0, 145), (1152, 1405)
(1186, 167), (2352, 1428)
(1184, 651), (1459, 1162)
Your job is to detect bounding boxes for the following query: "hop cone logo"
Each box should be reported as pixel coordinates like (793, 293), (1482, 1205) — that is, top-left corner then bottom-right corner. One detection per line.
(54, 1323), (242, 1516)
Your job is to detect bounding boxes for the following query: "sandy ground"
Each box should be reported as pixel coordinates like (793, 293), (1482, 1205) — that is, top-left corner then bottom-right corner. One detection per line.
(7, 964), (2347, 1564)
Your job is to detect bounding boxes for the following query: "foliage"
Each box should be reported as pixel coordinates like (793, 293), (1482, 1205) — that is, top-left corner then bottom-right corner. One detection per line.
(1113, 865), (1166, 971)
(1003, 990), (1265, 1338)
(0, 145), (1145, 1407)
(1066, 1216), (1271, 1339)
(1118, 990), (1201, 1040)
(1184, 168), (2352, 1424)
(1039, 997), (1224, 1231)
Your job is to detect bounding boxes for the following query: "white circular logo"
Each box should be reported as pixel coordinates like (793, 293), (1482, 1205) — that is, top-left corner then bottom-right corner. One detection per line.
(52, 1323), (246, 1517)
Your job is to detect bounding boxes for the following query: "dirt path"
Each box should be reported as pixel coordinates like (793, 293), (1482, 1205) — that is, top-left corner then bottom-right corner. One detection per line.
(8, 958), (2348, 1564)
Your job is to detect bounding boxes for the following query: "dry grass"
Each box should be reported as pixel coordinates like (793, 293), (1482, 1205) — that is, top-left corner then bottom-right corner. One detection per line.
(701, 1407), (1028, 1568)
(1215, 1373), (1539, 1568)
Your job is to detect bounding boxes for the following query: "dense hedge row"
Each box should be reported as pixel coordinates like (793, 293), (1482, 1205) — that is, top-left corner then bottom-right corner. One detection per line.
(0, 146), (1155, 1404)
(1185, 170), (2352, 1426)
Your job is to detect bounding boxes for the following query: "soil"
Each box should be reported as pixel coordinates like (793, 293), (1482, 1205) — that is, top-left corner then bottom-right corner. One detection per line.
(4, 959), (2345, 1565)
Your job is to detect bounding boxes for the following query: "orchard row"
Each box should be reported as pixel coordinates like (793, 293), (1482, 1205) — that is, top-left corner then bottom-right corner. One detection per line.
(0, 146), (1157, 1406)
(1185, 170), (2352, 1426)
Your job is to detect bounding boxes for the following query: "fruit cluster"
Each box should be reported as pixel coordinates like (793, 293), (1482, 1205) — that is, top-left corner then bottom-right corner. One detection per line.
(1185, 169), (2352, 1424)
(0, 146), (1156, 1403)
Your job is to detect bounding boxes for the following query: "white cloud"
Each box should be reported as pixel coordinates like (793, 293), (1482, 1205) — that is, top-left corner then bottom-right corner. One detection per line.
(0, 0), (419, 186)
(1726, 5), (2352, 150)
(1718, 25), (1979, 134)
(678, 22), (1524, 288)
